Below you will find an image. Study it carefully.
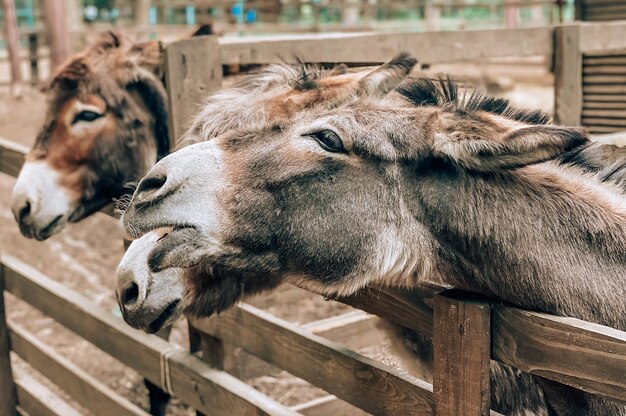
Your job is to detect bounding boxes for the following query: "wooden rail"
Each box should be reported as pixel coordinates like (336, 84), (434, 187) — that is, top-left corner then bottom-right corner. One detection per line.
(217, 26), (553, 65)
(1, 255), (299, 416)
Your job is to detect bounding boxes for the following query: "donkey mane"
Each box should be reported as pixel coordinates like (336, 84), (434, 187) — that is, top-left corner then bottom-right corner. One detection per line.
(397, 76), (550, 125)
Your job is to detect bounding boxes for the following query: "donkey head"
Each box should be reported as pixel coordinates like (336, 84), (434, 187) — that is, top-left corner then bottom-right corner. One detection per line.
(120, 76), (590, 332)
(12, 31), (168, 240)
(116, 54), (417, 332)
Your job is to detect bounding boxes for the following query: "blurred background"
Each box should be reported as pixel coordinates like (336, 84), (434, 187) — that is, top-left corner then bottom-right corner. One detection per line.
(1, 0), (577, 85)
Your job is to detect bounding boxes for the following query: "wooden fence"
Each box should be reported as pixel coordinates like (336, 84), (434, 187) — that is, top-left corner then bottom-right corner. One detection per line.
(1, 21), (626, 416)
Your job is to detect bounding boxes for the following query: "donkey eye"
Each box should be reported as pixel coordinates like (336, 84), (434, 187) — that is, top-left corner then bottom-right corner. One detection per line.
(307, 130), (344, 153)
(72, 110), (103, 124)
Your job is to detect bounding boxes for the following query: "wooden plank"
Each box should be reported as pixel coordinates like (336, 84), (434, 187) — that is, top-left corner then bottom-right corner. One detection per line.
(584, 66), (626, 76)
(336, 285), (440, 337)
(0, 137), (27, 177)
(583, 84), (626, 94)
(42, 0), (71, 69)
(583, 3), (626, 13)
(579, 21), (626, 54)
(9, 321), (149, 416)
(584, 94), (626, 102)
(585, 10), (626, 20)
(492, 305), (626, 403)
(211, 311), (381, 382)
(583, 101), (626, 109)
(582, 117), (626, 126)
(14, 368), (82, 416)
(0, 255), (298, 416)
(582, 109), (626, 118)
(218, 27), (553, 65)
(1, 0), (23, 96)
(584, 56), (626, 66)
(554, 25), (582, 126)
(191, 303), (435, 416)
(165, 35), (223, 142)
(589, 125), (624, 134)
(582, 0), (626, 5)
(584, 75), (626, 84)
(433, 291), (491, 416)
(291, 395), (368, 416)
(0, 261), (17, 416)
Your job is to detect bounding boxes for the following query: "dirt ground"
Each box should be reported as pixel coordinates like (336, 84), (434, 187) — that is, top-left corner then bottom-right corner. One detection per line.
(0, 64), (554, 415)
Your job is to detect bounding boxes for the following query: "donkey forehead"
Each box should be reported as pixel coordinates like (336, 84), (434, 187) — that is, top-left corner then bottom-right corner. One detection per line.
(183, 71), (363, 145)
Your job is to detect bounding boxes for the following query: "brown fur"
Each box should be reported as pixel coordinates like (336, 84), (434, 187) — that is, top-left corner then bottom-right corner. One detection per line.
(15, 31), (168, 235)
(124, 74), (626, 416)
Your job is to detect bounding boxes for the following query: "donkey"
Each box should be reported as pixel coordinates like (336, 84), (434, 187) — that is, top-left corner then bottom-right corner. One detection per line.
(120, 76), (626, 415)
(10, 31), (169, 240)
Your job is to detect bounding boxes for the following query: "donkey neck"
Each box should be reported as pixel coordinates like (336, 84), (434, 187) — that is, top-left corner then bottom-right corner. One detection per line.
(414, 161), (626, 330)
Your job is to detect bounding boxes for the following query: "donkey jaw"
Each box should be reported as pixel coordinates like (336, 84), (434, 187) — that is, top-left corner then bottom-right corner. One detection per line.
(145, 225), (220, 272)
(117, 230), (187, 333)
(11, 161), (77, 240)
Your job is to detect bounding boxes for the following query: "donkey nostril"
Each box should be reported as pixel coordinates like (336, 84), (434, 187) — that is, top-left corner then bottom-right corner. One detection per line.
(18, 201), (31, 223)
(137, 174), (167, 195)
(120, 281), (140, 306)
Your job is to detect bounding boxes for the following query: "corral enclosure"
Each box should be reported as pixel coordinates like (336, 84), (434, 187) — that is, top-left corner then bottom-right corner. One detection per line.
(1, 2), (626, 416)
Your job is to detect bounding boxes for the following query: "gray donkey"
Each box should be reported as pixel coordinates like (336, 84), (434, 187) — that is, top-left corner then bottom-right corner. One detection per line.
(120, 62), (626, 415)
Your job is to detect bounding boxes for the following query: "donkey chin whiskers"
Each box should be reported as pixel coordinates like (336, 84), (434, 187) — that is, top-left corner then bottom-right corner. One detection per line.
(115, 193), (134, 216)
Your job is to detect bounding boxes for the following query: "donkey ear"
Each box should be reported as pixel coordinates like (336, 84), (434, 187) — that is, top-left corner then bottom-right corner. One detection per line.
(357, 52), (417, 97)
(433, 125), (589, 172)
(128, 40), (163, 75)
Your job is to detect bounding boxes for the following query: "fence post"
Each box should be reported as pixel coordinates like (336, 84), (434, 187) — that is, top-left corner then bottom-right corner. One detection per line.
(554, 24), (582, 126)
(42, 0), (71, 69)
(165, 35), (223, 144)
(433, 290), (491, 416)
(188, 321), (225, 416)
(1, 0), (23, 97)
(0, 261), (18, 416)
(164, 34), (224, 415)
(28, 33), (39, 86)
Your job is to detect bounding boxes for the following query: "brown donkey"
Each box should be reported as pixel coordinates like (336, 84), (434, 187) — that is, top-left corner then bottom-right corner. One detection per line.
(121, 76), (626, 415)
(11, 31), (170, 240)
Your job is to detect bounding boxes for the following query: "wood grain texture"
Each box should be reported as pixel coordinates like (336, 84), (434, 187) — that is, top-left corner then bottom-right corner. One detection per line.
(14, 368), (82, 416)
(218, 27), (553, 65)
(584, 84), (626, 94)
(582, 117), (626, 126)
(584, 101), (626, 109)
(492, 306), (626, 403)
(337, 285), (441, 337)
(165, 35), (223, 142)
(0, 137), (26, 177)
(589, 125), (623, 134)
(584, 56), (626, 66)
(579, 21), (626, 54)
(0, 264), (17, 416)
(582, 109), (626, 118)
(1, 255), (298, 416)
(433, 291), (491, 416)
(9, 321), (148, 416)
(1, 0), (22, 90)
(585, 94), (626, 102)
(554, 25), (582, 126)
(191, 303), (435, 416)
(584, 75), (626, 84)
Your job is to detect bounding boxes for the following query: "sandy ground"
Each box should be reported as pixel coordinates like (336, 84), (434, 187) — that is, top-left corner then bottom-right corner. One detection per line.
(0, 64), (554, 414)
